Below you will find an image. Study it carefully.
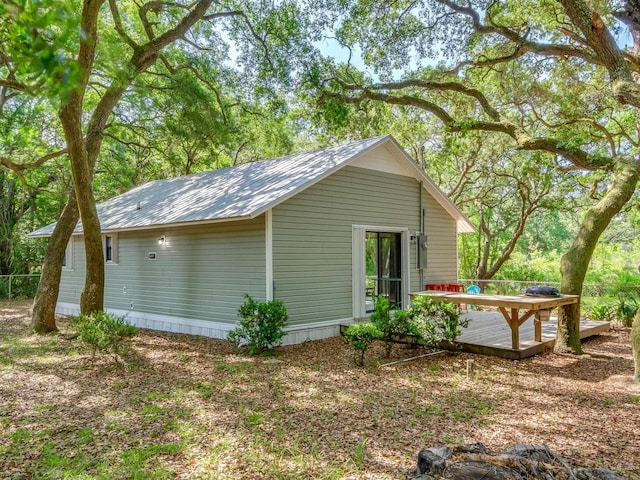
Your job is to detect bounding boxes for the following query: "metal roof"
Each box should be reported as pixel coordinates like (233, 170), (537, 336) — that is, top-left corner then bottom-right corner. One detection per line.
(29, 135), (474, 237)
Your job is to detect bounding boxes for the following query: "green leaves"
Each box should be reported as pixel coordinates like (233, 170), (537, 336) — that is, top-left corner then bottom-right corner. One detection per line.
(344, 296), (469, 366)
(1, 0), (83, 101)
(70, 311), (138, 363)
(342, 322), (382, 366)
(228, 294), (289, 355)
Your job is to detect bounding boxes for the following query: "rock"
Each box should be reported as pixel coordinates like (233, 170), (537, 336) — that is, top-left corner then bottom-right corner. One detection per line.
(411, 443), (624, 480)
(428, 446), (452, 460)
(453, 442), (489, 454)
(416, 446), (451, 475)
(575, 468), (626, 480)
(505, 443), (556, 462)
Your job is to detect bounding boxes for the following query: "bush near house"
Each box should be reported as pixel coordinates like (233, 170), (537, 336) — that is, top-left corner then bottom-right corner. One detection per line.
(410, 296), (469, 346)
(342, 322), (383, 366)
(228, 294), (288, 355)
(369, 296), (416, 357)
(344, 296), (469, 365)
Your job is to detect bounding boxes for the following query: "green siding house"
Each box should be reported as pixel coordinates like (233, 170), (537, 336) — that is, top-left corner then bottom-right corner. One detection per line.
(31, 135), (474, 344)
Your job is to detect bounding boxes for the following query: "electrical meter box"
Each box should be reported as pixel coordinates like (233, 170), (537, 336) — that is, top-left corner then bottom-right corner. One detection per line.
(417, 234), (428, 270)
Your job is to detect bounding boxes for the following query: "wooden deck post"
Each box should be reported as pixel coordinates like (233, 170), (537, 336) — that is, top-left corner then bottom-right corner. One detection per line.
(534, 318), (542, 342)
(510, 308), (519, 350)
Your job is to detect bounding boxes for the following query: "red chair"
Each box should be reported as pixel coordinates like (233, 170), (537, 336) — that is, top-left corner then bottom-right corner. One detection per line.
(445, 283), (464, 310)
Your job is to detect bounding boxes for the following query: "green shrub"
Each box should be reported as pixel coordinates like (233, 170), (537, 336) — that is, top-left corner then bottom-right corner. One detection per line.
(344, 297), (469, 365)
(228, 294), (288, 355)
(343, 322), (382, 366)
(70, 311), (137, 362)
(588, 304), (614, 322)
(370, 296), (415, 357)
(410, 296), (469, 347)
(616, 294), (639, 327)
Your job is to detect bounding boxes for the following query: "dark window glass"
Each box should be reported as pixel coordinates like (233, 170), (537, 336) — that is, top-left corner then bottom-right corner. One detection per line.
(105, 236), (113, 262)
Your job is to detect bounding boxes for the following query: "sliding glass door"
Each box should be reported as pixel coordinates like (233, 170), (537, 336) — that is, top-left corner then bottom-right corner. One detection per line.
(365, 231), (403, 312)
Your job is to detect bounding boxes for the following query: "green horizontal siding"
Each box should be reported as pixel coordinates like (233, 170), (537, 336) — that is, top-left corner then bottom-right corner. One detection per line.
(59, 236), (84, 304)
(58, 216), (266, 324)
(273, 164), (458, 327)
(422, 191), (458, 283)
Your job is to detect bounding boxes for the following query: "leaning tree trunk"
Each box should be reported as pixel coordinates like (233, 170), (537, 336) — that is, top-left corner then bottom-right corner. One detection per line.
(31, 192), (79, 333)
(555, 157), (639, 353)
(29, 0), (214, 329)
(59, 105), (105, 315)
(54, 0), (106, 315)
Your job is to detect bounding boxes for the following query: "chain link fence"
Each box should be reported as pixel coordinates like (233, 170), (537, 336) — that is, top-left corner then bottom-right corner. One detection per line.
(2, 275), (638, 311)
(0, 274), (41, 300)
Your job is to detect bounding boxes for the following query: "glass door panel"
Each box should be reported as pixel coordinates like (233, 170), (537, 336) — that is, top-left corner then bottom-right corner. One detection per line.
(365, 231), (402, 312)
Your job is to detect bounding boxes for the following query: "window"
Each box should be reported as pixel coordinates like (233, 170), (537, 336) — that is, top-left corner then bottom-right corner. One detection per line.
(103, 234), (118, 264)
(62, 239), (73, 270)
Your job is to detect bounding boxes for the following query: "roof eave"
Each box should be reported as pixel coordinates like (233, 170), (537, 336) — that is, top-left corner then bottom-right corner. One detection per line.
(28, 214), (256, 238)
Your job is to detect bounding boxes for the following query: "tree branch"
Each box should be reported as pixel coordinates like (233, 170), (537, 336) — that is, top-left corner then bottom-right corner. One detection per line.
(157, 55), (229, 122)
(108, 0), (139, 50)
(1, 149), (68, 185)
(322, 76), (614, 171)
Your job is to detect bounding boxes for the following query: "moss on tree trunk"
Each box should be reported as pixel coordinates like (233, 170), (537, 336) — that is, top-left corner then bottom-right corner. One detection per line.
(555, 157), (639, 353)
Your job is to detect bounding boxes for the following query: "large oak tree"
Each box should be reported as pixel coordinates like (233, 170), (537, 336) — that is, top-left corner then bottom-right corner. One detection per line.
(1, 0), (305, 332)
(316, 0), (640, 353)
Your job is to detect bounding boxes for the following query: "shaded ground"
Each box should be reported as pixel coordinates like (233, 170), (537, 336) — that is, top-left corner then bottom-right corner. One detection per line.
(1, 300), (639, 479)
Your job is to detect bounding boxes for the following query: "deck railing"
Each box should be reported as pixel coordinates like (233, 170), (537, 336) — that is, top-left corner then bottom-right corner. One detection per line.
(457, 279), (639, 308)
(0, 274), (41, 300)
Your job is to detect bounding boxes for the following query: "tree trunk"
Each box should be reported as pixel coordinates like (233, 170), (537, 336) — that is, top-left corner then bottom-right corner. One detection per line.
(77, 188), (104, 314)
(31, 192), (79, 333)
(29, 0), (215, 330)
(59, 105), (105, 314)
(555, 157), (639, 353)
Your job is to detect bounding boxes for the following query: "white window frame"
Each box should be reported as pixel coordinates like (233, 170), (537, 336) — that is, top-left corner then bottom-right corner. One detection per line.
(352, 225), (410, 319)
(62, 238), (74, 270)
(103, 233), (119, 264)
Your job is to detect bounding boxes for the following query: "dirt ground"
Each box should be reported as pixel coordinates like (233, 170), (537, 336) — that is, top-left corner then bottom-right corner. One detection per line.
(1, 300), (639, 479)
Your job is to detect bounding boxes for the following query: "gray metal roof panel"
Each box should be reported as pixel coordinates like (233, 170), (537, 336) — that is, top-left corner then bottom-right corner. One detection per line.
(29, 136), (390, 237)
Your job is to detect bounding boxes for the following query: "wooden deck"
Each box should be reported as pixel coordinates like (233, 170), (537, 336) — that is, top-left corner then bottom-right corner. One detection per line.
(453, 310), (610, 359)
(411, 291), (581, 350)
